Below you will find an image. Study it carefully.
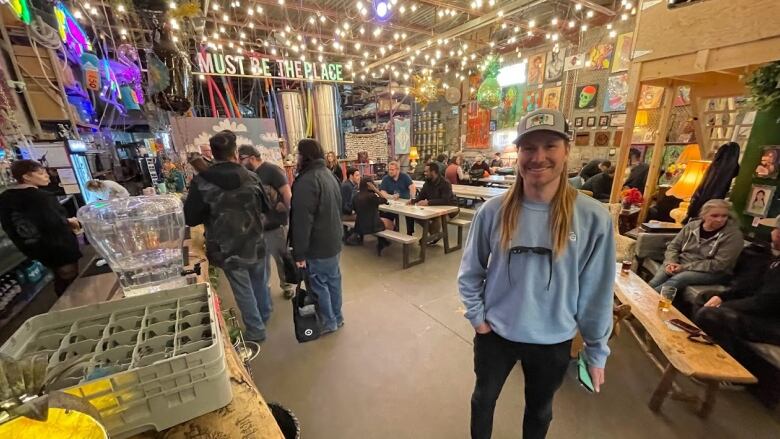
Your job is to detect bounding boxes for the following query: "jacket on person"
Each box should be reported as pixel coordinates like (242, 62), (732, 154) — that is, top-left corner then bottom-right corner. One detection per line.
(445, 163), (465, 185)
(686, 142), (741, 221)
(290, 159), (343, 261)
(662, 218), (744, 274)
(416, 176), (456, 206)
(0, 187), (81, 268)
(581, 172), (614, 202)
(184, 162), (267, 268)
(712, 246), (780, 316)
(340, 180), (358, 215)
(624, 162), (649, 190)
(353, 191), (387, 236)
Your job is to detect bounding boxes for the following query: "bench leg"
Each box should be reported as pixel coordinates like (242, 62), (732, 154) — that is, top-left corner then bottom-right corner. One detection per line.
(402, 243), (425, 269)
(445, 224), (464, 253)
(698, 381), (718, 418)
(649, 365), (677, 412)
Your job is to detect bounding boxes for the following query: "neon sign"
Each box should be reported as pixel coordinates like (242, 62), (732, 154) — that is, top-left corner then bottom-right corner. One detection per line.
(54, 2), (92, 57)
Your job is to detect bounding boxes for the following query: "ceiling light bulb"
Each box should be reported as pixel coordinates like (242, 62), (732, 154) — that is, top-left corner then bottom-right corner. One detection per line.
(514, 26), (520, 33)
(285, 25), (291, 32)
(575, 3), (582, 11)
(438, 10), (444, 17)
(528, 19), (536, 28)
(552, 33), (559, 41)
(256, 6), (263, 13)
(586, 10), (594, 18)
(501, 23), (507, 29)
(609, 30), (617, 38)
(296, 35), (302, 41)
(411, 4), (417, 12)
(278, 0), (285, 4)
(551, 17), (558, 25)
(581, 24), (588, 31)
(400, 5), (406, 13)
(359, 26), (365, 35)
(212, 4), (219, 10)
(309, 16), (316, 24)
(568, 20), (575, 28)
(320, 15), (326, 23)
(355, 42), (361, 49)
(271, 48), (277, 55)
(488, 0), (495, 6)
(402, 32), (407, 39)
(220, 26), (226, 33)
(312, 37), (318, 44)
(222, 13), (228, 21)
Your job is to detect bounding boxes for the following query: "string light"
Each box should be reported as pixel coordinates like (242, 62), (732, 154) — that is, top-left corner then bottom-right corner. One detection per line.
(528, 19), (536, 28)
(256, 6), (263, 13)
(551, 17), (558, 25)
(117, 4), (126, 13)
(568, 20), (575, 28)
(621, 13), (629, 21)
(411, 4), (417, 12)
(586, 10), (594, 18)
(575, 3), (582, 11)
(609, 30), (617, 38)
(581, 24), (588, 31)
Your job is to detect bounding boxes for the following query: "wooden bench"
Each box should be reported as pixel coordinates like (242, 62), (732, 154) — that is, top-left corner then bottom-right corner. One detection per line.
(446, 218), (472, 253)
(375, 230), (422, 269)
(613, 264), (756, 418)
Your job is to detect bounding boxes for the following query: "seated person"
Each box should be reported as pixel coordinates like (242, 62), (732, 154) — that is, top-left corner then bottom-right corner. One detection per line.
(581, 166), (615, 202)
(624, 148), (649, 190)
(379, 160), (416, 235)
(649, 199), (744, 294)
(490, 152), (503, 168)
(445, 155), (467, 185)
(435, 154), (449, 176)
(411, 163), (457, 244)
(412, 155), (430, 180)
(693, 216), (780, 395)
(341, 167), (360, 221)
(352, 177), (395, 255)
(468, 154), (491, 179)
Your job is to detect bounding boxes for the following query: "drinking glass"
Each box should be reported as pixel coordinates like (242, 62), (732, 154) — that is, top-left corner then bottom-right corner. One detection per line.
(658, 286), (677, 312)
(621, 260), (632, 275)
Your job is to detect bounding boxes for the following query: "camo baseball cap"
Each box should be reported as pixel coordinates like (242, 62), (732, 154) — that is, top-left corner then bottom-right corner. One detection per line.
(513, 109), (572, 145)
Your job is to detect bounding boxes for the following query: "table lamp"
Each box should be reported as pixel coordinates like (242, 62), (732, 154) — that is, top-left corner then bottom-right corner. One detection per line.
(667, 160), (710, 224)
(409, 146), (419, 168)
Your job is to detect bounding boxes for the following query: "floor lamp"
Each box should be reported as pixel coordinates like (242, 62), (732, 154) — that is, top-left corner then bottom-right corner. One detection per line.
(667, 160), (711, 224)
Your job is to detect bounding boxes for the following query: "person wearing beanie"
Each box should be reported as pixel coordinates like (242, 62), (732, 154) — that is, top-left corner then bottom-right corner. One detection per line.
(290, 138), (345, 335)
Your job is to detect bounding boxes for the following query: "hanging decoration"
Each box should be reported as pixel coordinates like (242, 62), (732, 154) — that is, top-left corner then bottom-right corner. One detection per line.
(80, 52), (101, 91)
(54, 2), (91, 58)
(146, 53), (170, 95)
(114, 44), (144, 106)
(151, 26), (192, 114)
(5, 0), (32, 25)
(477, 56), (502, 109)
(410, 75), (439, 107)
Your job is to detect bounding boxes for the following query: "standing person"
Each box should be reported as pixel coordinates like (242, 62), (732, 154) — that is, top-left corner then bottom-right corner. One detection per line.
(86, 179), (130, 200)
(0, 160), (82, 295)
(624, 148), (649, 191)
(446, 155), (467, 185)
(340, 167), (360, 221)
(353, 177), (394, 255)
(325, 151), (344, 182)
(290, 139), (345, 335)
(184, 131), (270, 343)
(237, 145), (296, 300)
(379, 161), (417, 235)
(458, 109), (615, 439)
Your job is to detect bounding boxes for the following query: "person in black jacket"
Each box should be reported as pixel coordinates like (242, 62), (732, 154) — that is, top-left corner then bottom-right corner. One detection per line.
(184, 131), (270, 343)
(0, 160), (81, 295)
(693, 215), (780, 399)
(412, 163), (457, 244)
(353, 177), (394, 255)
(340, 167), (360, 221)
(623, 148), (649, 191)
(290, 139), (344, 335)
(581, 166), (615, 202)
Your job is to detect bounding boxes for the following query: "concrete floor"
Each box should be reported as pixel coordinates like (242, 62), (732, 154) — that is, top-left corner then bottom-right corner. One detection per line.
(218, 233), (780, 439)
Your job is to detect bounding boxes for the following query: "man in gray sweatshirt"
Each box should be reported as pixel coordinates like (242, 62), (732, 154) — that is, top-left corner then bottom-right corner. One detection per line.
(458, 109), (615, 439)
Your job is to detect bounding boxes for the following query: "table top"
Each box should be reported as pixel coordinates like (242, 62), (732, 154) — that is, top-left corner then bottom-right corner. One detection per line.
(613, 264), (756, 383)
(379, 201), (459, 220)
(411, 181), (507, 199)
(479, 175), (516, 183)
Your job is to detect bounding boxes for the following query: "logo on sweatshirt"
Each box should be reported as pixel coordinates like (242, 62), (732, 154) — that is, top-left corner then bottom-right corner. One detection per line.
(569, 232), (577, 242)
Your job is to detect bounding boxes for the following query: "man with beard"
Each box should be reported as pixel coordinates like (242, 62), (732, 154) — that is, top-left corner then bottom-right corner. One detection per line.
(411, 162), (457, 245)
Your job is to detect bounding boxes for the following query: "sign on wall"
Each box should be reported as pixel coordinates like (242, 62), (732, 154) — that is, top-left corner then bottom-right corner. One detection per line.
(194, 52), (349, 83)
(170, 117), (284, 165)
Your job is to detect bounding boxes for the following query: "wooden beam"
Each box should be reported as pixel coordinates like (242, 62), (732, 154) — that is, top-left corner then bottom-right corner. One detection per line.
(639, 82), (677, 224)
(0, 18), (41, 136)
(687, 87), (708, 158)
(610, 62), (643, 203)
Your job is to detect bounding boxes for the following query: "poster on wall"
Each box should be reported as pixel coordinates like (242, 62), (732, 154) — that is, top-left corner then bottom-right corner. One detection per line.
(588, 43), (614, 70)
(542, 87), (562, 110)
(523, 89), (543, 113)
(527, 53), (546, 85)
(544, 50), (564, 82)
(604, 73), (628, 112)
(575, 84), (599, 109)
(393, 118), (411, 154)
(638, 85), (665, 109)
(674, 85), (691, 106)
(170, 117), (283, 165)
(466, 102), (491, 149)
(745, 185), (775, 217)
(564, 53), (585, 71)
(610, 113), (627, 127)
(612, 33), (633, 73)
(498, 85), (525, 129)
(754, 146), (780, 179)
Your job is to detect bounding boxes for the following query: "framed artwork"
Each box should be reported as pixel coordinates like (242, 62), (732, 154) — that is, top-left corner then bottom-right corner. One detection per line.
(603, 73), (628, 112)
(489, 120), (497, 131)
(745, 185), (775, 217)
(610, 113), (627, 127)
(575, 84), (599, 109)
(754, 146), (780, 179)
(545, 50), (564, 82)
(674, 85), (691, 106)
(527, 53), (546, 85)
(612, 33), (633, 73)
(613, 130), (623, 147)
(523, 89), (543, 113)
(598, 115), (609, 127)
(586, 116), (597, 127)
(564, 53), (585, 71)
(638, 85), (665, 109)
(594, 131), (610, 146)
(542, 86), (562, 110)
(575, 132), (591, 146)
(574, 117), (584, 128)
(499, 85), (525, 129)
(588, 43), (614, 70)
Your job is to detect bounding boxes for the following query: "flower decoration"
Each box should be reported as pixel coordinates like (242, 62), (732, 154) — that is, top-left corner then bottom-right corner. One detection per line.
(410, 75), (440, 107)
(620, 188), (644, 206)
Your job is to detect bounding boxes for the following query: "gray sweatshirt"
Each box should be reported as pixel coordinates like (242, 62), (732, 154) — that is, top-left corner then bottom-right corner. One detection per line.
(663, 218), (744, 274)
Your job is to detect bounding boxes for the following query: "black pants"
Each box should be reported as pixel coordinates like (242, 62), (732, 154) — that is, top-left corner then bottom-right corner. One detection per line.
(694, 306), (780, 355)
(380, 212), (415, 236)
(471, 331), (572, 439)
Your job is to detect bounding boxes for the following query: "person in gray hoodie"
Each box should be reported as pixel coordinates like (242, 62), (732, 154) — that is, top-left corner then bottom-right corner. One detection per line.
(649, 199), (744, 293)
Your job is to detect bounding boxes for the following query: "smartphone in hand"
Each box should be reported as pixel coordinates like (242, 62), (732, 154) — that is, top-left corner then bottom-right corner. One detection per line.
(577, 353), (595, 393)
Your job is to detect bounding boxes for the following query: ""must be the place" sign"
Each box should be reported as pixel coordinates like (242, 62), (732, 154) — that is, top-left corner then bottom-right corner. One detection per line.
(194, 52), (349, 83)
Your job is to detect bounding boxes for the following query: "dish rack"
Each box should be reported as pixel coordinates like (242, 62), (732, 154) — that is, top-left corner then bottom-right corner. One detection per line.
(0, 283), (232, 438)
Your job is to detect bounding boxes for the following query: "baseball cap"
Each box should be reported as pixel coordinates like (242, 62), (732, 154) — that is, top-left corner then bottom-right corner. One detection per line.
(513, 109), (572, 145)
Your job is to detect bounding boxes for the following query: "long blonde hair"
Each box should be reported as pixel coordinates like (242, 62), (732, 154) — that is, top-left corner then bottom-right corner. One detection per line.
(499, 163), (578, 257)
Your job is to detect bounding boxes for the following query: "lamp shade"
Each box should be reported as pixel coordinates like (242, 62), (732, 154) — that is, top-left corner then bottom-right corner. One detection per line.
(409, 146), (419, 161)
(675, 144), (701, 165)
(667, 160), (710, 200)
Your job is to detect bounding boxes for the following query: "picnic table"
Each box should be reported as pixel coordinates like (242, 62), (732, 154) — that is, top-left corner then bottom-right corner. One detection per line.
(378, 201), (461, 267)
(479, 175), (515, 186)
(410, 181), (507, 200)
(613, 264), (756, 418)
